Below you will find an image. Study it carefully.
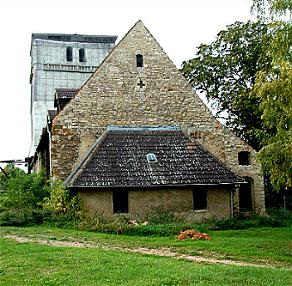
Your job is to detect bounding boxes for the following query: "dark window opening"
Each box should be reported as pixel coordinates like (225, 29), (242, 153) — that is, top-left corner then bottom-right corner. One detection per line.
(136, 54), (143, 67)
(238, 151), (251, 165)
(239, 177), (253, 212)
(66, 47), (73, 62)
(79, 48), (86, 62)
(193, 189), (207, 210)
(113, 190), (128, 213)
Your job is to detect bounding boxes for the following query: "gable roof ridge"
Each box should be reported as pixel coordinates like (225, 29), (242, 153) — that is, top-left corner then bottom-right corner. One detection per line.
(82, 20), (142, 84)
(53, 21), (144, 121)
(54, 20), (192, 123)
(140, 21), (182, 72)
(79, 21), (147, 91)
(64, 130), (108, 187)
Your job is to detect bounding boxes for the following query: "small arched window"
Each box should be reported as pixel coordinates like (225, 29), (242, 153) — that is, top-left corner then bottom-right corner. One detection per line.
(79, 48), (86, 62)
(136, 54), (143, 67)
(238, 151), (251, 165)
(66, 47), (73, 62)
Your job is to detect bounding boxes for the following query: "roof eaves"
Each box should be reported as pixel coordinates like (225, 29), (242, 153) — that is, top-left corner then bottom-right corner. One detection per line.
(106, 125), (180, 132)
(69, 182), (243, 189)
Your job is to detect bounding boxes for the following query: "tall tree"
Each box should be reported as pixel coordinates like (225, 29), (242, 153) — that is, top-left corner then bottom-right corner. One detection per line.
(182, 2), (291, 190)
(252, 0), (292, 190)
(182, 21), (271, 150)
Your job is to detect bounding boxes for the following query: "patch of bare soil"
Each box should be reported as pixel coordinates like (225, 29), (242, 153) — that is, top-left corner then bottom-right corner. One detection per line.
(3, 234), (276, 268)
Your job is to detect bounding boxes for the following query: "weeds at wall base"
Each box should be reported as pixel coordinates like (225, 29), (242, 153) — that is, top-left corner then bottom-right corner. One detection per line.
(74, 208), (292, 237)
(0, 207), (291, 237)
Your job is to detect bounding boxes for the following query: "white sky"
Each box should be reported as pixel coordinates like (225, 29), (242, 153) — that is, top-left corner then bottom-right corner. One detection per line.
(0, 0), (253, 164)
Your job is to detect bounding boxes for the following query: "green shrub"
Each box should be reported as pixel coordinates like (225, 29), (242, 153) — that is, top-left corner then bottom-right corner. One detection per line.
(0, 165), (48, 211)
(140, 207), (184, 224)
(0, 208), (46, 226)
(206, 210), (292, 230)
(0, 165), (49, 226)
(266, 207), (292, 221)
(0, 167), (83, 227)
(79, 213), (133, 234)
(43, 180), (79, 215)
(42, 180), (83, 227)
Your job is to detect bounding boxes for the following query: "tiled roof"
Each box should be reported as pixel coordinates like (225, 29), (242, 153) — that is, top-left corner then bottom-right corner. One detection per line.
(55, 88), (79, 99)
(65, 128), (243, 188)
(54, 88), (79, 111)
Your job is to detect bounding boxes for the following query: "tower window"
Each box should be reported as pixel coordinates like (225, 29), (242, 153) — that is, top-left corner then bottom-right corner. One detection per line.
(79, 48), (86, 62)
(136, 54), (143, 67)
(238, 151), (251, 165)
(66, 47), (73, 62)
(193, 189), (207, 210)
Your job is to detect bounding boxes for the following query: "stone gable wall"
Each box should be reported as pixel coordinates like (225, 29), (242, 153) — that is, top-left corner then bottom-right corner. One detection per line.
(52, 21), (264, 214)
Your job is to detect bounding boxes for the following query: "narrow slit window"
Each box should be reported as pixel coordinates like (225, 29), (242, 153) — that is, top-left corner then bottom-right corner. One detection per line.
(136, 54), (143, 67)
(66, 47), (73, 62)
(146, 153), (157, 163)
(79, 48), (86, 62)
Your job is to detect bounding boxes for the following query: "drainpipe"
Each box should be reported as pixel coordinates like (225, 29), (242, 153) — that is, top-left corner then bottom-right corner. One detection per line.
(230, 188), (234, 218)
(46, 122), (52, 178)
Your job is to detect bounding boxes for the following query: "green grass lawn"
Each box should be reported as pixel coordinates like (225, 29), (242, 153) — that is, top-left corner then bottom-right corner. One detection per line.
(0, 226), (291, 285)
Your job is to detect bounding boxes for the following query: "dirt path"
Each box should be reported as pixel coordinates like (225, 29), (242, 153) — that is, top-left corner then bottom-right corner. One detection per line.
(3, 234), (276, 269)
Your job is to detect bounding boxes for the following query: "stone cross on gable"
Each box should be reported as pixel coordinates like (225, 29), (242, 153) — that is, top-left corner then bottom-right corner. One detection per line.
(137, 78), (145, 90)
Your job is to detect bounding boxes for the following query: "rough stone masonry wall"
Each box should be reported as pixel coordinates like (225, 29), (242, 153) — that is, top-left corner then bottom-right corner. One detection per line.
(51, 21), (265, 214)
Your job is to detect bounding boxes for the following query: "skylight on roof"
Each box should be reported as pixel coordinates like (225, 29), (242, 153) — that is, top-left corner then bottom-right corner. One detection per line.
(146, 153), (158, 163)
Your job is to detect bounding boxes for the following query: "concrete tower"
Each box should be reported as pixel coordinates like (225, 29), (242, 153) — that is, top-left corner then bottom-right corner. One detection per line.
(30, 33), (117, 152)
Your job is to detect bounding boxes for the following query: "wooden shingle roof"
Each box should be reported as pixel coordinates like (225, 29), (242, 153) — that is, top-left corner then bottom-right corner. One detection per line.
(65, 128), (243, 188)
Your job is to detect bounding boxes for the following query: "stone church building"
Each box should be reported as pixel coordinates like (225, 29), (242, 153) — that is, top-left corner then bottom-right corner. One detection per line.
(33, 21), (265, 219)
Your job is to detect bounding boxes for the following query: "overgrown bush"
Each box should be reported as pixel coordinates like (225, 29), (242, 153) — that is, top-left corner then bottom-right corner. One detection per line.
(41, 180), (83, 228)
(43, 180), (81, 214)
(79, 212), (132, 234)
(205, 210), (292, 231)
(0, 165), (49, 226)
(141, 207), (183, 224)
(0, 208), (47, 226)
(0, 165), (48, 212)
(0, 166), (82, 227)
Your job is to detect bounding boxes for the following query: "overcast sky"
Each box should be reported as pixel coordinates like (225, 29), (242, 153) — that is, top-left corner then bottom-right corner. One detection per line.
(0, 0), (253, 165)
